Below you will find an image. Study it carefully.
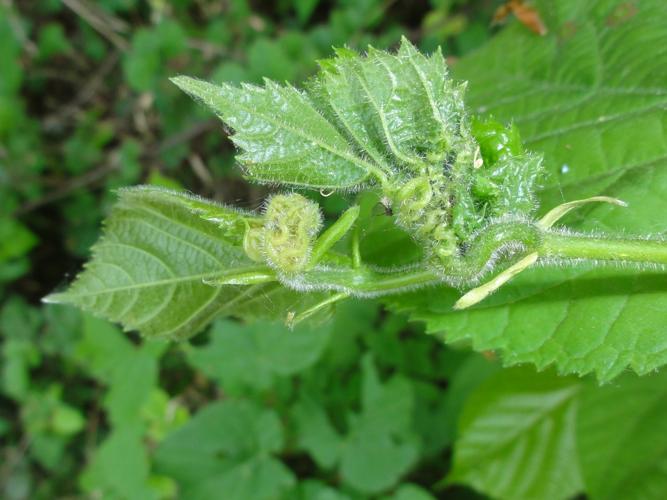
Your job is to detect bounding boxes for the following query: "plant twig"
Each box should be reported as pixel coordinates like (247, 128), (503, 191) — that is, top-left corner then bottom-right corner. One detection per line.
(62, 0), (129, 51)
(15, 160), (120, 216)
(43, 50), (121, 129)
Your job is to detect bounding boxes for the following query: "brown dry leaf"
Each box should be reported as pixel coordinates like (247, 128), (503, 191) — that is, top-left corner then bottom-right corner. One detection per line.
(493, 0), (547, 36)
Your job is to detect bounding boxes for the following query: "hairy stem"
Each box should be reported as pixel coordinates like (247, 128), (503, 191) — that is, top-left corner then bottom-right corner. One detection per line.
(541, 232), (667, 266)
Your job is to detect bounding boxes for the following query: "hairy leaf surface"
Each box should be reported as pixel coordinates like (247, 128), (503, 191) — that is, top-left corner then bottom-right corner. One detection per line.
(46, 187), (327, 339)
(388, 0), (667, 380)
(171, 76), (373, 189)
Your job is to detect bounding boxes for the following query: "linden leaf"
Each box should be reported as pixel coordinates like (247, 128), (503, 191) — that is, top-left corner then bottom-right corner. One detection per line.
(577, 370), (667, 500)
(448, 367), (583, 500)
(45, 187), (329, 339)
(312, 39), (464, 170)
(170, 76), (375, 189)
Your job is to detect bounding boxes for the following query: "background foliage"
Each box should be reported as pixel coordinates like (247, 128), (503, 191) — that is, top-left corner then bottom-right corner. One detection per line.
(1, 1), (666, 499)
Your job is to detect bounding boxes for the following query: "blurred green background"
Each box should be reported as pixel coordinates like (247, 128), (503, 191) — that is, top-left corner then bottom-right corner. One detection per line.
(1, 1), (507, 498)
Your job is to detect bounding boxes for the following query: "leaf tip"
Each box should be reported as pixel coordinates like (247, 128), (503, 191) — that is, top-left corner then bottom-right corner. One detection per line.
(169, 74), (192, 90)
(42, 292), (69, 305)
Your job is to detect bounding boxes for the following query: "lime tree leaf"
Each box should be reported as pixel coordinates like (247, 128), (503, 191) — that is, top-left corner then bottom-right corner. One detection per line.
(187, 318), (332, 392)
(387, 0), (667, 381)
(577, 370), (667, 499)
(447, 367), (583, 500)
(154, 400), (294, 500)
(312, 39), (462, 170)
(171, 76), (374, 189)
(46, 187), (327, 339)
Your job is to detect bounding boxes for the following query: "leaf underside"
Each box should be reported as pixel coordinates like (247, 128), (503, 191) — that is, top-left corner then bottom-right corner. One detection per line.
(45, 187), (328, 339)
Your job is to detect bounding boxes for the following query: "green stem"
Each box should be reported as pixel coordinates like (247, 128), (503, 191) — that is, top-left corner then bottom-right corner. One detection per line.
(210, 231), (667, 306)
(286, 292), (350, 327)
(351, 225), (362, 269)
(541, 232), (667, 266)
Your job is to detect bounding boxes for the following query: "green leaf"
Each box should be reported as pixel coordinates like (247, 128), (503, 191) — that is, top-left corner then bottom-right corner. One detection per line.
(314, 40), (461, 170)
(0, 217), (38, 262)
(80, 424), (156, 500)
(294, 0), (321, 24)
(74, 315), (160, 426)
(154, 400), (294, 500)
(51, 404), (85, 436)
(388, 0), (667, 381)
(187, 318), (332, 392)
(292, 397), (342, 469)
(170, 76), (373, 189)
(440, 353), (501, 445)
(383, 484), (436, 500)
(0, 297), (42, 400)
(448, 367), (583, 500)
(46, 187), (324, 339)
(123, 20), (186, 91)
(295, 480), (352, 500)
(293, 355), (419, 495)
(340, 356), (419, 494)
(577, 370), (667, 499)
(74, 314), (134, 381)
(37, 23), (72, 59)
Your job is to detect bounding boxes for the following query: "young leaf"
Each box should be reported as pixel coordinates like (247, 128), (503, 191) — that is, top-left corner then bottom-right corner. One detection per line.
(45, 187), (327, 339)
(170, 76), (376, 189)
(312, 40), (462, 170)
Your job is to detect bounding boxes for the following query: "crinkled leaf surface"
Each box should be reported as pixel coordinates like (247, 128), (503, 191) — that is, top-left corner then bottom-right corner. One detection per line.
(171, 76), (373, 189)
(311, 41), (461, 171)
(46, 187), (329, 339)
(388, 0), (667, 381)
(577, 370), (667, 500)
(448, 367), (583, 500)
